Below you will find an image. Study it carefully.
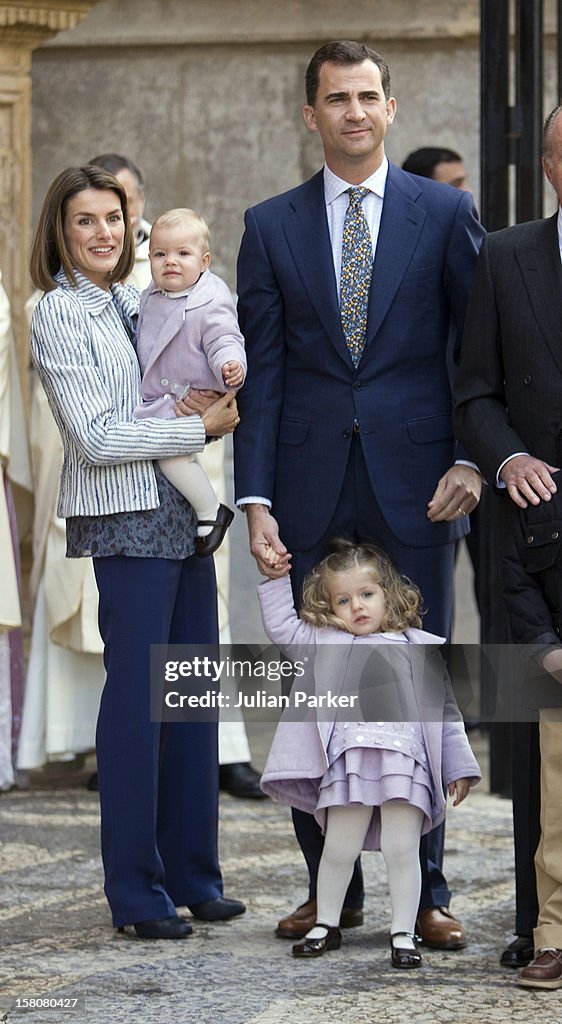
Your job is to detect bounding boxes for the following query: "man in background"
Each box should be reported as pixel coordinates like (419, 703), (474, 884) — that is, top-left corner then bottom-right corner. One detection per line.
(402, 146), (471, 192)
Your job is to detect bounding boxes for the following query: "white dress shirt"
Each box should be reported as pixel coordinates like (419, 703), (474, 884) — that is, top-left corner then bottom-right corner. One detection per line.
(323, 158), (387, 293)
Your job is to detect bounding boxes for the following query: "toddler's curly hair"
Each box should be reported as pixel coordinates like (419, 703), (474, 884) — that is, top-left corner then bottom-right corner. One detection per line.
(300, 538), (423, 632)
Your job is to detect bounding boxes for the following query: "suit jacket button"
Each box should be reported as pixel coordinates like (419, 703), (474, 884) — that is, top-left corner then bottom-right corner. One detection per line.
(523, 375), (532, 385)
(342, 428), (352, 440)
(526, 535), (534, 544)
(353, 380), (362, 390)
(553, 532), (560, 540)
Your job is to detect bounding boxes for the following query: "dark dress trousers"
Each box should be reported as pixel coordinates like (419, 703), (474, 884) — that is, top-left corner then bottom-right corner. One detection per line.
(94, 553), (224, 926)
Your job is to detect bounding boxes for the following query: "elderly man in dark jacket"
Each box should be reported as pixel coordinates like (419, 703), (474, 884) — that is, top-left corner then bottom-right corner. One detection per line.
(454, 104), (562, 990)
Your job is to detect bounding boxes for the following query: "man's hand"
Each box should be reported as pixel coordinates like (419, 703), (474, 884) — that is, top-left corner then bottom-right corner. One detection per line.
(246, 504), (291, 578)
(175, 388), (223, 417)
(427, 465), (482, 522)
(499, 454), (559, 509)
(541, 647), (562, 684)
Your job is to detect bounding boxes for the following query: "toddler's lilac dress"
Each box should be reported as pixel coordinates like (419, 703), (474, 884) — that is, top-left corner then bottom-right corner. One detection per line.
(316, 644), (434, 849)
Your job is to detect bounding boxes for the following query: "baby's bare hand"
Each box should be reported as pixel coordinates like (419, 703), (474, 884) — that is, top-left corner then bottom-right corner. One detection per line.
(222, 361), (244, 388)
(448, 778), (471, 806)
(262, 543), (282, 567)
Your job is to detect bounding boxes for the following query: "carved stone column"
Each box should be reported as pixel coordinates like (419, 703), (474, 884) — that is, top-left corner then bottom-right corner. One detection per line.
(0, 1), (102, 395)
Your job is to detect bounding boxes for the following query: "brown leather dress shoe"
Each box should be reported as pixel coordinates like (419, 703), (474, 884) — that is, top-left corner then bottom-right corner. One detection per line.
(292, 925), (342, 958)
(416, 907), (467, 950)
(275, 898), (364, 939)
(390, 931), (422, 969)
(518, 948), (562, 989)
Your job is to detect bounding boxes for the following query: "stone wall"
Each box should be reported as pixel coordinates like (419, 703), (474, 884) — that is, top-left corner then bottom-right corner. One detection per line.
(28, 0), (561, 289)
(0, 1), (101, 389)
(28, 0), (482, 288)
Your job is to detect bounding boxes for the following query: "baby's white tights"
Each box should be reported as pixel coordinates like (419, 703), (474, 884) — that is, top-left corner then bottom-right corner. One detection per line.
(159, 454), (219, 536)
(308, 801), (424, 950)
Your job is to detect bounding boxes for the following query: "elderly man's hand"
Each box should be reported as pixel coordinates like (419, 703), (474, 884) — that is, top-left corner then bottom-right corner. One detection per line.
(499, 454), (559, 509)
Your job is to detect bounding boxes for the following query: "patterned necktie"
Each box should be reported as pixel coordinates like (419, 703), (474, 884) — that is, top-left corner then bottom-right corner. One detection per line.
(340, 186), (373, 366)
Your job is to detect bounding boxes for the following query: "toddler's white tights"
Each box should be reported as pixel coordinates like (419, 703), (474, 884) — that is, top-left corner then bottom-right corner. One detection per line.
(307, 801), (424, 950)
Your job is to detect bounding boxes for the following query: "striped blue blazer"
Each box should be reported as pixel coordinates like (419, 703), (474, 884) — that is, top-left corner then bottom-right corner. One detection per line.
(30, 269), (206, 518)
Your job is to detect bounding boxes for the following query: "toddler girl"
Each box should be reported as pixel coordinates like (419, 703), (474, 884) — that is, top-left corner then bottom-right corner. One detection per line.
(259, 538), (480, 968)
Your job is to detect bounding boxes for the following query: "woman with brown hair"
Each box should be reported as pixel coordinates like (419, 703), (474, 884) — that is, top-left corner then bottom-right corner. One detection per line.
(29, 165), (244, 938)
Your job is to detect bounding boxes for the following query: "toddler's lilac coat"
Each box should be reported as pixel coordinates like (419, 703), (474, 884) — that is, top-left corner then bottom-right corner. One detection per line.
(259, 577), (480, 835)
(135, 269), (246, 420)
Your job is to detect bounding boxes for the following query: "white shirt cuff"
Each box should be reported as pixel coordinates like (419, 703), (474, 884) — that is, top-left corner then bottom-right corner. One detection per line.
(496, 453), (529, 488)
(236, 496), (272, 510)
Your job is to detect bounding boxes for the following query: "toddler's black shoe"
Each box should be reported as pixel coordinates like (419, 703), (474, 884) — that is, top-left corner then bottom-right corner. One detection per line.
(292, 925), (342, 958)
(390, 931), (422, 969)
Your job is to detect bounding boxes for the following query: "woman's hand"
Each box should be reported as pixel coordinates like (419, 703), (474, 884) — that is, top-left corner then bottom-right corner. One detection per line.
(200, 392), (240, 437)
(175, 388), (223, 417)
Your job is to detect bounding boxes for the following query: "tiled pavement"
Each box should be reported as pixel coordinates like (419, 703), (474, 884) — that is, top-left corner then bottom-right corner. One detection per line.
(1, 462), (554, 1022)
(1, 733), (560, 1024)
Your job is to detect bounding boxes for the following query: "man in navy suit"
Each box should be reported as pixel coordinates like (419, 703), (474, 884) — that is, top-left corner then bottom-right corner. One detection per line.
(234, 39), (483, 948)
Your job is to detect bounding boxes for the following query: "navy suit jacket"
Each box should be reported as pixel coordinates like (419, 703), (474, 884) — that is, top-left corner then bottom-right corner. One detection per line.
(234, 162), (484, 552)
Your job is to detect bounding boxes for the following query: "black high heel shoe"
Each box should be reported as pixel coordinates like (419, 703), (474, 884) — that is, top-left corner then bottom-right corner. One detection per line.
(292, 924), (342, 958)
(390, 931), (422, 969)
(118, 915), (193, 939)
(188, 897), (246, 921)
